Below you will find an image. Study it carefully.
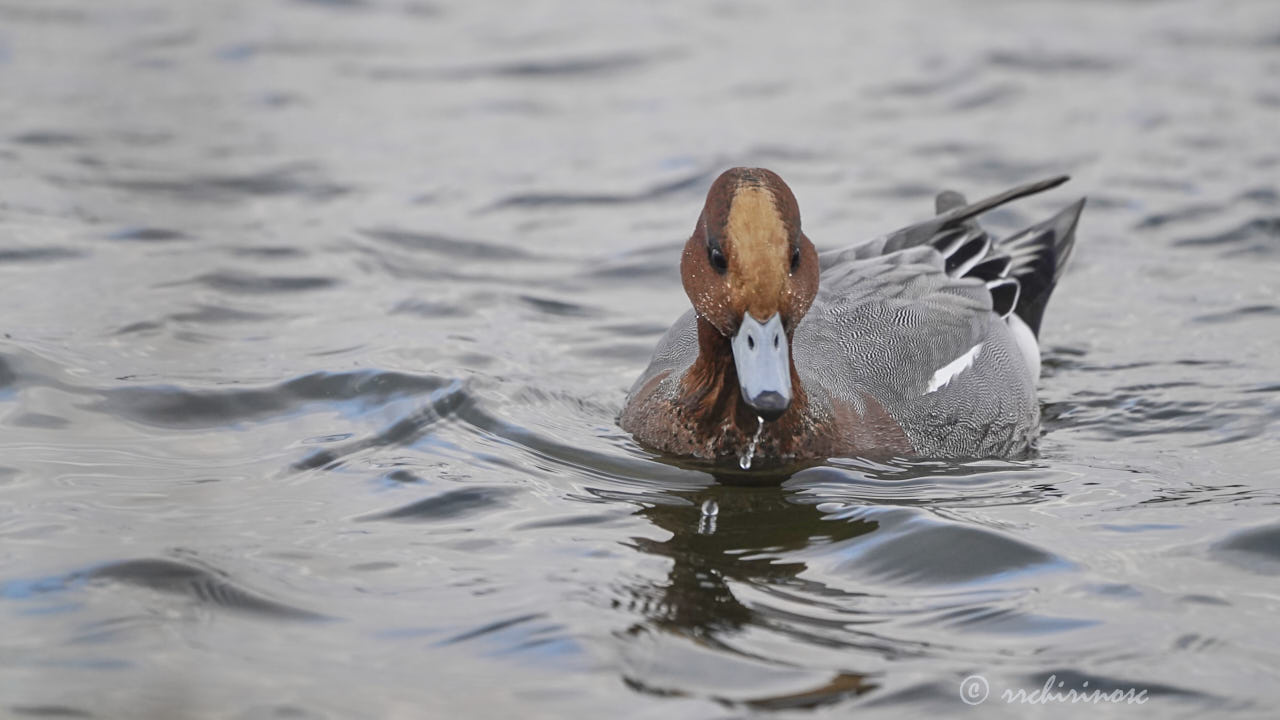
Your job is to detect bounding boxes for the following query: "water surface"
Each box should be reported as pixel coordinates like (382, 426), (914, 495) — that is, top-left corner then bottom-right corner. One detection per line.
(2, 0), (1279, 717)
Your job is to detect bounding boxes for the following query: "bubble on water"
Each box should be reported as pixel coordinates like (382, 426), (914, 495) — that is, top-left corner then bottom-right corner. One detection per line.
(697, 498), (718, 535)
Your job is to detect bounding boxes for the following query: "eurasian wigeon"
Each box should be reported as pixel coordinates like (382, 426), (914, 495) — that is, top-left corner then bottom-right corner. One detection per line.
(621, 167), (1084, 464)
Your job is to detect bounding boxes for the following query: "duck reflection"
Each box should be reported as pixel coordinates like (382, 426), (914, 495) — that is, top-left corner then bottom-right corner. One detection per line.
(634, 480), (867, 630)
(621, 470), (879, 708)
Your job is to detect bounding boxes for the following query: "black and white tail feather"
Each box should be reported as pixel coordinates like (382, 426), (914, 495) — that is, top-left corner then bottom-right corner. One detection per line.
(816, 175), (1084, 380)
(844, 175), (1085, 381)
(928, 177), (1085, 339)
(929, 176), (1084, 381)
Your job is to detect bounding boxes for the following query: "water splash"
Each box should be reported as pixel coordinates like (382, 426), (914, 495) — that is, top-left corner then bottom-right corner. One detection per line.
(738, 415), (765, 470)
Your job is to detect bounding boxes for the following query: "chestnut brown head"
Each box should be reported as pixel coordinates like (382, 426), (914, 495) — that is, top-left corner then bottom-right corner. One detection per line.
(680, 167), (819, 420)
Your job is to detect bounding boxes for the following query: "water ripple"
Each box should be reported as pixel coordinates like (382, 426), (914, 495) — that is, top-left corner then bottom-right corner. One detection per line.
(99, 164), (351, 203)
(1174, 216), (1280, 257)
(483, 170), (713, 211)
(164, 271), (338, 294)
(816, 506), (1070, 586)
(363, 51), (660, 83)
(361, 227), (533, 261)
(106, 227), (190, 243)
(0, 247), (85, 263)
(96, 370), (448, 429)
(985, 50), (1119, 73)
(4, 557), (326, 621)
(359, 486), (517, 523)
(1213, 522), (1280, 573)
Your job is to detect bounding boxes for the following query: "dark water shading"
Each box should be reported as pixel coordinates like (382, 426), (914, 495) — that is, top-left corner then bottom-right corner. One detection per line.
(291, 377), (468, 469)
(361, 227), (535, 260)
(483, 169), (714, 211)
(804, 507), (1069, 586)
(1213, 523), (1280, 573)
(458, 52), (657, 80)
(12, 412), (70, 429)
(1174, 216), (1279, 257)
(984, 50), (1119, 74)
(99, 370), (449, 429)
(3, 558), (326, 621)
(361, 51), (659, 83)
(227, 245), (305, 259)
(102, 165), (351, 204)
(1193, 304), (1280, 324)
(3, 0), (1280, 718)
(0, 247), (85, 263)
(167, 270), (339, 294)
(106, 227), (190, 243)
(0, 354), (17, 390)
(166, 304), (279, 325)
(9, 707), (94, 719)
(11, 131), (86, 147)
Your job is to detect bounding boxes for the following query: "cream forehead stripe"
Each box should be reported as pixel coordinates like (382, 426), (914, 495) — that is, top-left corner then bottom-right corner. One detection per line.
(724, 186), (788, 303)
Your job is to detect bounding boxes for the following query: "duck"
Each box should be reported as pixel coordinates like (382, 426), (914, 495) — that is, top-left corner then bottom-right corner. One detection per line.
(620, 167), (1084, 463)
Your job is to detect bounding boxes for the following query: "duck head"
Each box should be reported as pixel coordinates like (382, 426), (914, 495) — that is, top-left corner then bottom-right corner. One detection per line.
(681, 168), (819, 422)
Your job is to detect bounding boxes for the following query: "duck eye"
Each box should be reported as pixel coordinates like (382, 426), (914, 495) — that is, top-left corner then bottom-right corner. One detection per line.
(708, 246), (728, 274)
(790, 245), (801, 273)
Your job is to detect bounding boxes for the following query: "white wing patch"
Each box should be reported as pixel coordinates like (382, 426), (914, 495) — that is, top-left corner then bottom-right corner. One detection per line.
(924, 343), (983, 394)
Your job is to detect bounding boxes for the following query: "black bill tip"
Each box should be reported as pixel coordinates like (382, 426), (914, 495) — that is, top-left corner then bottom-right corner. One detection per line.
(747, 391), (789, 422)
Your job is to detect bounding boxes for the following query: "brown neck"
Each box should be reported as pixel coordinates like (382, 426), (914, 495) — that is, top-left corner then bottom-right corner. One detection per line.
(679, 316), (811, 449)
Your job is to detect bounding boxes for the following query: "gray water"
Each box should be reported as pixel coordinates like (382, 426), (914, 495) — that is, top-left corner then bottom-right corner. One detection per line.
(2, 0), (1279, 717)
